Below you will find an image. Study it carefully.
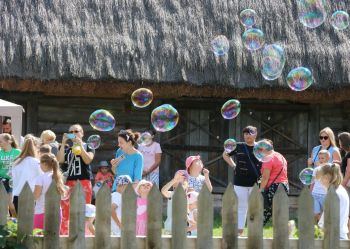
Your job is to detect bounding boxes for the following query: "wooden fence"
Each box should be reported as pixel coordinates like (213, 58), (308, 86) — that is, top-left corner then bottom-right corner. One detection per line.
(1, 182), (350, 249)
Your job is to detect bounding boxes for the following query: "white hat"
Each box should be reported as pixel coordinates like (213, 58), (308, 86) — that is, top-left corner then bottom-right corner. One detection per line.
(135, 180), (153, 195)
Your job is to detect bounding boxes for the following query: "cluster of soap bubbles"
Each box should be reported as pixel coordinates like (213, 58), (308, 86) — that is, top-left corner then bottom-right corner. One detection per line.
(131, 88), (153, 108)
(240, 9), (265, 51)
(224, 138), (237, 154)
(261, 44), (286, 81)
(299, 168), (314, 185)
(151, 104), (179, 132)
(253, 140), (273, 162)
(221, 99), (241, 119)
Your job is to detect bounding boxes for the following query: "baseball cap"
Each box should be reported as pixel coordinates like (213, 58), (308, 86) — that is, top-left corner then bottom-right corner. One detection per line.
(85, 204), (96, 218)
(185, 155), (202, 172)
(98, 160), (110, 168)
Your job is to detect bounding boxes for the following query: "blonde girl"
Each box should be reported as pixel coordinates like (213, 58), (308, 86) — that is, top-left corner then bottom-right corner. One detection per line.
(33, 153), (65, 229)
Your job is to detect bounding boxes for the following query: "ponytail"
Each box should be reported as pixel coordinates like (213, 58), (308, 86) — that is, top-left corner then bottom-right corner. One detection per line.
(319, 163), (343, 188)
(15, 137), (37, 165)
(40, 153), (65, 195)
(118, 129), (140, 146)
(0, 133), (19, 149)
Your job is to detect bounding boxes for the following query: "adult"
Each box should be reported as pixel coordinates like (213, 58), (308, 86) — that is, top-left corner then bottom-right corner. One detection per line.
(308, 127), (341, 167)
(138, 130), (162, 187)
(12, 137), (42, 213)
(111, 129), (143, 190)
(57, 124), (95, 235)
(2, 118), (24, 147)
(259, 139), (288, 225)
(338, 132), (350, 186)
(0, 133), (21, 217)
(222, 126), (262, 235)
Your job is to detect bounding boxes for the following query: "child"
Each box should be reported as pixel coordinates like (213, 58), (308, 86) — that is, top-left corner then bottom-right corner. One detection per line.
(187, 191), (199, 236)
(93, 160), (114, 195)
(39, 144), (52, 156)
(311, 150), (330, 222)
(111, 175), (132, 236)
(318, 163), (349, 240)
(161, 170), (189, 235)
(33, 153), (65, 229)
(186, 155), (212, 193)
(135, 180), (153, 236)
(40, 130), (59, 155)
(85, 204), (96, 235)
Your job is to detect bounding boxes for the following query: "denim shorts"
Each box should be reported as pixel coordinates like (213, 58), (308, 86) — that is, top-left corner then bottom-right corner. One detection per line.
(312, 193), (326, 214)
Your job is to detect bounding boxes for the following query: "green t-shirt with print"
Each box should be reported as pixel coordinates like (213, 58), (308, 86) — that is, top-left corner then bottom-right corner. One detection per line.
(0, 148), (21, 179)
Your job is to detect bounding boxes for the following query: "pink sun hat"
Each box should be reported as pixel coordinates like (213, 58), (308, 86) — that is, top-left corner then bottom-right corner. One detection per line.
(185, 155), (202, 173)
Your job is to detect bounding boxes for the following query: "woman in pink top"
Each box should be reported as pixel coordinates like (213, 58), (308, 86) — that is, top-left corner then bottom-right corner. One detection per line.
(258, 139), (289, 225)
(135, 180), (153, 236)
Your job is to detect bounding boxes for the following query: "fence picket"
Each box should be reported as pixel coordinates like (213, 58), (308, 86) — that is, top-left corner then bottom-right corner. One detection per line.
(298, 187), (314, 249)
(121, 183), (137, 249)
(323, 186), (340, 249)
(0, 182), (7, 226)
(17, 182), (34, 248)
(222, 183), (237, 249)
(272, 184), (289, 249)
(198, 184), (213, 249)
(44, 181), (61, 249)
(68, 181), (86, 249)
(95, 183), (111, 249)
(247, 184), (263, 249)
(172, 185), (187, 249)
(146, 185), (162, 249)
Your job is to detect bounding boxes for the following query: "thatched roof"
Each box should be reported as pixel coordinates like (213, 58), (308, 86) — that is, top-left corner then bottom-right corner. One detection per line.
(0, 0), (349, 89)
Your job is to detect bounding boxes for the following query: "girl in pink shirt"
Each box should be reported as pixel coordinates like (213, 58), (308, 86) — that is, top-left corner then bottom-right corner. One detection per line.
(135, 180), (153, 236)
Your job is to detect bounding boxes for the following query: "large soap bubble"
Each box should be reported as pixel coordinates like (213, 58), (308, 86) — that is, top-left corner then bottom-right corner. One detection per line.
(138, 132), (153, 146)
(240, 9), (258, 28)
(224, 139), (237, 154)
(211, 35), (230, 56)
(299, 168), (314, 185)
(297, 0), (327, 28)
(221, 99), (241, 120)
(87, 135), (101, 150)
(286, 67), (313, 91)
(131, 88), (153, 108)
(261, 44), (286, 81)
(253, 140), (273, 162)
(331, 11), (349, 31)
(89, 109), (116, 132)
(242, 28), (265, 51)
(151, 104), (179, 132)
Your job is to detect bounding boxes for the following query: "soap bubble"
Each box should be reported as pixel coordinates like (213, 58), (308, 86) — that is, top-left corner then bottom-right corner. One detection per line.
(240, 9), (258, 27)
(224, 139), (237, 154)
(297, 0), (327, 28)
(331, 11), (349, 30)
(261, 44), (286, 81)
(87, 135), (101, 150)
(299, 168), (314, 185)
(151, 104), (179, 132)
(253, 140), (273, 162)
(211, 35), (230, 56)
(221, 99), (241, 119)
(286, 67), (313, 91)
(138, 132), (153, 146)
(89, 109), (116, 132)
(131, 88), (153, 108)
(242, 28), (264, 51)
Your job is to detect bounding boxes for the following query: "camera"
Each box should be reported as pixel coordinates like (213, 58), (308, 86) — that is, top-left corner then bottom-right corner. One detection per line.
(67, 133), (75, 139)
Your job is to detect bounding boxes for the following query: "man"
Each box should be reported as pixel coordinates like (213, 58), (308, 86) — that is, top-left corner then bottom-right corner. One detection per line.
(222, 125), (261, 235)
(2, 118), (24, 147)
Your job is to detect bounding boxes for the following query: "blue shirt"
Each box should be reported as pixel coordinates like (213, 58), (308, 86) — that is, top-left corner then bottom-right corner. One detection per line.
(112, 149), (143, 191)
(311, 145), (338, 165)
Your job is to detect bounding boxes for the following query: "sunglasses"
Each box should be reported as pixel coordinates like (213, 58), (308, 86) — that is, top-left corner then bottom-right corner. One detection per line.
(319, 136), (329, 140)
(69, 130), (80, 133)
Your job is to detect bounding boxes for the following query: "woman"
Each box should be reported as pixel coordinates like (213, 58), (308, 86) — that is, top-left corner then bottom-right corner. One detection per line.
(0, 133), (21, 216)
(338, 132), (350, 186)
(258, 139), (288, 225)
(57, 124), (95, 235)
(12, 136), (42, 213)
(111, 129), (143, 190)
(308, 127), (341, 167)
(138, 130), (162, 187)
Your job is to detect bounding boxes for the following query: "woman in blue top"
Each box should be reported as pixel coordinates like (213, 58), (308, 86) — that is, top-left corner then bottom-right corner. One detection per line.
(308, 127), (341, 167)
(111, 130), (143, 190)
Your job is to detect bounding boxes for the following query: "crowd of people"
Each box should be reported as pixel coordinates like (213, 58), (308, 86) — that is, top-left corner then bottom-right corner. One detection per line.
(1, 117), (350, 239)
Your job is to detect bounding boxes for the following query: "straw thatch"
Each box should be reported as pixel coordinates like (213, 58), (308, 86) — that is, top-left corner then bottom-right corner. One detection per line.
(0, 0), (349, 89)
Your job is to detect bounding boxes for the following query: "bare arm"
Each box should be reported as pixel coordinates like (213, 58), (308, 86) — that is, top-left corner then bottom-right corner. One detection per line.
(75, 137), (94, 164)
(57, 134), (68, 164)
(144, 153), (162, 176)
(33, 185), (43, 200)
(203, 169), (213, 192)
(222, 152), (236, 168)
(161, 179), (177, 199)
(111, 204), (122, 228)
(259, 169), (271, 191)
(342, 158), (350, 186)
(332, 149), (342, 164)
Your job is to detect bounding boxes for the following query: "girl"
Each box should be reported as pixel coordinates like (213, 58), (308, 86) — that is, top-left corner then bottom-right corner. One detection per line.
(85, 204), (96, 235)
(135, 180), (152, 236)
(187, 191), (199, 236)
(33, 153), (65, 229)
(186, 155), (212, 193)
(318, 163), (349, 240)
(0, 133), (21, 217)
(111, 129), (143, 190)
(161, 170), (189, 235)
(94, 160), (114, 189)
(12, 137), (42, 213)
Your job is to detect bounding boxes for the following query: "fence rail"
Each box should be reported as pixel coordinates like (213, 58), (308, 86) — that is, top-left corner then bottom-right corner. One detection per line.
(0, 182), (349, 249)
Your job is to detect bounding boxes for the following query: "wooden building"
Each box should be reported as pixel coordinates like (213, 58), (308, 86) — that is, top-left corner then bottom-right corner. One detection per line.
(0, 0), (350, 194)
